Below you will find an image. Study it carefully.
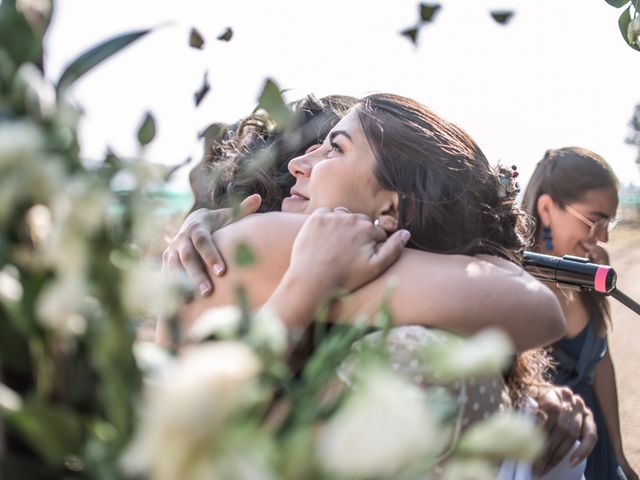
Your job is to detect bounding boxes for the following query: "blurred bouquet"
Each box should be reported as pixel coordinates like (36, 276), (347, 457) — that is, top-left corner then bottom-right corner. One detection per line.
(0, 2), (545, 478)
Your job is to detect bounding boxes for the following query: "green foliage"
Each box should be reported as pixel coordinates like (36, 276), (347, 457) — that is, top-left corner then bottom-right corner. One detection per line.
(606, 0), (631, 7)
(194, 71), (210, 107)
(189, 27), (205, 49)
(0, 0), (43, 68)
(217, 26), (234, 41)
(419, 3), (441, 22)
(257, 78), (294, 130)
(400, 27), (419, 45)
(490, 10), (515, 25)
(234, 241), (257, 267)
(619, 5), (640, 51)
(136, 111), (156, 146)
(56, 28), (152, 94)
(6, 401), (84, 467)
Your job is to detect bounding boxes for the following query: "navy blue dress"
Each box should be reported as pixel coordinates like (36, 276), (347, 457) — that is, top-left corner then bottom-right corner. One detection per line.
(551, 318), (621, 480)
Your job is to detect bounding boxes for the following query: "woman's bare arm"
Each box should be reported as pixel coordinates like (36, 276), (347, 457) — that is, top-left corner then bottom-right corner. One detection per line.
(180, 212), (565, 352)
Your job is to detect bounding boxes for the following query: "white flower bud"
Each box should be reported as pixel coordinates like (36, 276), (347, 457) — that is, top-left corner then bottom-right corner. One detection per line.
(318, 367), (449, 477)
(0, 119), (44, 168)
(35, 275), (87, 334)
(457, 411), (545, 461)
(13, 63), (56, 120)
(188, 305), (242, 342)
(0, 265), (23, 303)
(423, 328), (514, 380)
(0, 383), (22, 412)
(628, 16), (640, 44)
(121, 262), (185, 318)
(121, 342), (261, 480)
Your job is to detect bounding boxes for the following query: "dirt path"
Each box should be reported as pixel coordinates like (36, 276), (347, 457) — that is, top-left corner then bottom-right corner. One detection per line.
(607, 226), (640, 468)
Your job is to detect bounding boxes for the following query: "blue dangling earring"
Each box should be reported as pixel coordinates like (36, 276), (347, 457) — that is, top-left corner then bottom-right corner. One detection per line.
(542, 226), (553, 251)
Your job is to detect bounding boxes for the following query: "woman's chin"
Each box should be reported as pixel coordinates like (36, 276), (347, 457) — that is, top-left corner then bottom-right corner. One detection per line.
(281, 197), (309, 214)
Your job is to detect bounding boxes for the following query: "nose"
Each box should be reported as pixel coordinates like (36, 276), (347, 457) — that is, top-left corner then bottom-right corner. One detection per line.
(594, 227), (609, 243)
(288, 148), (316, 178)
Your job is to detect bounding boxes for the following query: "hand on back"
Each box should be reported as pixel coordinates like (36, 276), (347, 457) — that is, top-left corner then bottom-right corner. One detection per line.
(162, 194), (262, 295)
(285, 207), (411, 294)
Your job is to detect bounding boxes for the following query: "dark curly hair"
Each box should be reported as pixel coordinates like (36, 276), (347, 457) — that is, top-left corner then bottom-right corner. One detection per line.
(192, 94), (357, 213)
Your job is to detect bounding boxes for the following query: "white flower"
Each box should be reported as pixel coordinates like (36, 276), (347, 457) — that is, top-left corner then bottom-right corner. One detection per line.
(423, 328), (514, 381)
(457, 411), (545, 462)
(249, 307), (287, 354)
(188, 305), (242, 342)
(628, 16), (640, 44)
(0, 119), (44, 168)
(132, 341), (173, 379)
(0, 265), (23, 303)
(25, 204), (53, 247)
(48, 178), (114, 235)
(13, 63), (56, 119)
(35, 275), (87, 334)
(65, 179), (114, 233)
(46, 222), (89, 278)
(121, 342), (262, 480)
(121, 263), (184, 318)
(317, 367), (449, 477)
(440, 458), (498, 480)
(0, 383), (22, 412)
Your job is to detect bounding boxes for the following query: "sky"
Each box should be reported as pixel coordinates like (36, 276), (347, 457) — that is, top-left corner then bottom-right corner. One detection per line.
(44, 0), (640, 196)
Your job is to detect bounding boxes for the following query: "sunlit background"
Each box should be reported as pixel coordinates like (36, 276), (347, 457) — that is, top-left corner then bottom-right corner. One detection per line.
(45, 0), (640, 198)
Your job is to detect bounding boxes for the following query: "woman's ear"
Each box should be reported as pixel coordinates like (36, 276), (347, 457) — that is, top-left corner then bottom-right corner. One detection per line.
(536, 193), (555, 227)
(375, 192), (400, 232)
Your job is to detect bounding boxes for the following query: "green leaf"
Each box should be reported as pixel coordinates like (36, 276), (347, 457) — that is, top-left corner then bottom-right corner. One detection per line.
(606, 0), (631, 7)
(199, 122), (227, 143)
(234, 242), (256, 267)
(137, 111), (156, 146)
(0, 0), (41, 67)
(257, 78), (293, 130)
(189, 27), (205, 49)
(619, 6), (640, 51)
(217, 26), (233, 41)
(400, 26), (419, 45)
(194, 71), (210, 107)
(490, 10), (515, 25)
(6, 402), (84, 467)
(56, 28), (151, 93)
(419, 3), (441, 23)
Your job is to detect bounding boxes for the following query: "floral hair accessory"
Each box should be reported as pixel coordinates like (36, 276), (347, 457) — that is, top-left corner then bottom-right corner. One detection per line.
(497, 164), (520, 198)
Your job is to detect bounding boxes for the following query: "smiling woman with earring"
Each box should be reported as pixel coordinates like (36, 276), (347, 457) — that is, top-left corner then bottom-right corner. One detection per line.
(522, 147), (637, 480)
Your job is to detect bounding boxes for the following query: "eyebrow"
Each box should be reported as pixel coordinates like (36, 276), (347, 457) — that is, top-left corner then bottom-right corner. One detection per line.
(329, 130), (353, 143)
(588, 210), (612, 219)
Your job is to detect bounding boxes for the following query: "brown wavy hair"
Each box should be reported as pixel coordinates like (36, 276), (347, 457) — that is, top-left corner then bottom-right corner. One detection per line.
(356, 93), (531, 260)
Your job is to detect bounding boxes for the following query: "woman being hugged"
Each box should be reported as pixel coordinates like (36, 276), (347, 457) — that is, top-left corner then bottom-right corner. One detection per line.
(522, 147), (637, 480)
(172, 93), (565, 351)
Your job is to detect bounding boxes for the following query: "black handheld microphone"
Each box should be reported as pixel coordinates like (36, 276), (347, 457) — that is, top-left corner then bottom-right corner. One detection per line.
(522, 251), (617, 294)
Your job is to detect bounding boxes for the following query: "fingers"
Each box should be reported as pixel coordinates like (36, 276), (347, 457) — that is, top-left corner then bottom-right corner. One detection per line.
(178, 241), (214, 296)
(371, 229), (411, 274)
(534, 387), (597, 475)
(238, 194), (262, 218)
(539, 406), (582, 473)
(191, 226), (226, 276)
(162, 248), (182, 273)
(570, 401), (597, 467)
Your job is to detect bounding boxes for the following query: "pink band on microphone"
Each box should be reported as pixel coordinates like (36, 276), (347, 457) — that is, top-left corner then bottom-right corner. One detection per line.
(594, 266), (611, 293)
